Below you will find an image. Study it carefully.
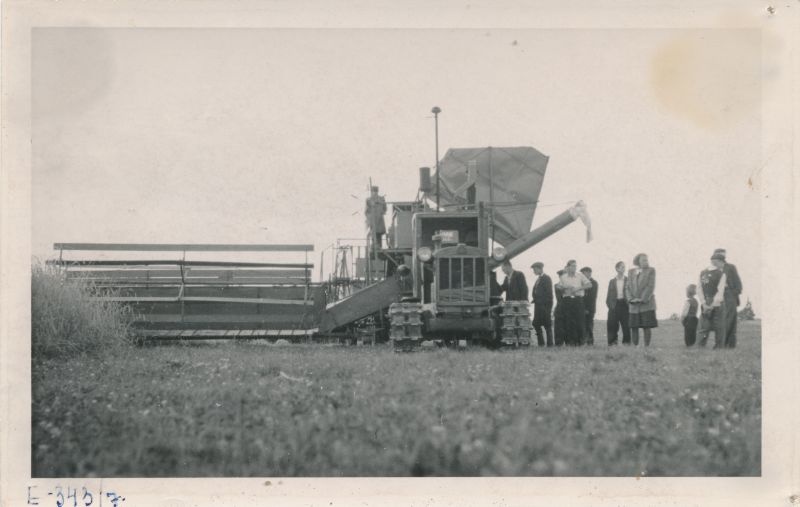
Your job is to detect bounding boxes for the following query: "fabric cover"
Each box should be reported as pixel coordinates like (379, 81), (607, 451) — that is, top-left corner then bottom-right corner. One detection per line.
(432, 146), (548, 246)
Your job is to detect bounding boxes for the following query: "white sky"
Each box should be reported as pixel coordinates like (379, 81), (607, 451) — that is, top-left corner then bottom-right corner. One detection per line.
(32, 28), (762, 315)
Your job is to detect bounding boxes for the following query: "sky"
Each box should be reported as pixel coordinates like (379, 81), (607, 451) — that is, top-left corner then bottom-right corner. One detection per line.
(32, 28), (762, 316)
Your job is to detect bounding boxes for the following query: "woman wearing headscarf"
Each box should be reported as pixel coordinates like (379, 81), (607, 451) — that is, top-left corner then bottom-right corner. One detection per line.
(626, 253), (657, 346)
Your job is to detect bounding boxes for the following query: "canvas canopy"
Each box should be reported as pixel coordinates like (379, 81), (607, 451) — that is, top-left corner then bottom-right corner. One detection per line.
(432, 146), (549, 246)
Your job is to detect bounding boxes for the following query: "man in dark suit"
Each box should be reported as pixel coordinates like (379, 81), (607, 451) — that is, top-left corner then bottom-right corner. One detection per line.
(530, 262), (553, 347)
(606, 261), (631, 345)
(714, 248), (743, 348)
(580, 267), (599, 345)
(499, 260), (528, 302)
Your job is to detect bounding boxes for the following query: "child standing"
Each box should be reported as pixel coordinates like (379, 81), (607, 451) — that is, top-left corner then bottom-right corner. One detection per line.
(681, 284), (699, 346)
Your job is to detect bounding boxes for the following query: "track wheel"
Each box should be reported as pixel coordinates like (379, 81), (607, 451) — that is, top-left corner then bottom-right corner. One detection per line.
(389, 302), (423, 352)
(499, 301), (533, 348)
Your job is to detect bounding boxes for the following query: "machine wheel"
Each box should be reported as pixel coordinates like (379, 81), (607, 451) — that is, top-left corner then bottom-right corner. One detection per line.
(389, 302), (423, 352)
(392, 338), (419, 353)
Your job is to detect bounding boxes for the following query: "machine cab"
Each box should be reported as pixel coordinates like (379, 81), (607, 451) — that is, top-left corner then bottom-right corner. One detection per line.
(411, 208), (490, 308)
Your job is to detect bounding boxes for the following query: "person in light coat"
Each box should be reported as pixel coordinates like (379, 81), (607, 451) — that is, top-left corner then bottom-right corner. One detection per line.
(626, 253), (657, 347)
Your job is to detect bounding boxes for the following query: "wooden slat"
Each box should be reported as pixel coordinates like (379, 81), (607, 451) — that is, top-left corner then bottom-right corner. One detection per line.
(49, 259), (182, 267)
(67, 270), (147, 279)
(186, 268), (307, 278)
(70, 273), (307, 285)
(206, 278), (309, 285)
(183, 277), (309, 285)
(181, 296), (310, 305)
(97, 295), (310, 305)
(48, 259), (314, 269)
(79, 279), (184, 286)
(67, 269), (183, 279)
(195, 330), (222, 337)
(83, 282), (315, 289)
(141, 314), (308, 324)
(101, 296), (180, 303)
(54, 243), (313, 252)
(135, 328), (316, 339)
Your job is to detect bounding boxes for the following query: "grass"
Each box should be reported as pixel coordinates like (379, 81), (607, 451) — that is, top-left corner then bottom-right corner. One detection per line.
(31, 320), (761, 477)
(31, 262), (135, 358)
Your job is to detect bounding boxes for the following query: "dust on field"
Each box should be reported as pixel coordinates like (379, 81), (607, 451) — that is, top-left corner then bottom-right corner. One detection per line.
(32, 320), (761, 477)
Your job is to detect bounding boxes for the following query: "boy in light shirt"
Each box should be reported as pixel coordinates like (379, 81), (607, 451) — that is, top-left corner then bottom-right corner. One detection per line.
(681, 284), (699, 347)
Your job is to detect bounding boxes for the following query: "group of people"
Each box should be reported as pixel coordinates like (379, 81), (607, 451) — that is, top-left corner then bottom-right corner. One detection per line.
(681, 248), (742, 349)
(496, 248), (742, 349)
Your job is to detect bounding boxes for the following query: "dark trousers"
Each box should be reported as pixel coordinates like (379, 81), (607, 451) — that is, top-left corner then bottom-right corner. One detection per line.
(533, 304), (553, 347)
(607, 301), (630, 345)
(583, 311), (595, 345)
(683, 316), (698, 346)
(698, 306), (726, 348)
(723, 294), (738, 348)
(554, 306), (565, 346)
(561, 297), (585, 346)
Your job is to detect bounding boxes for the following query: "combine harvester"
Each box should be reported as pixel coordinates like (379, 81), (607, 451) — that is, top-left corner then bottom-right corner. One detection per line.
(49, 148), (588, 347)
(315, 146), (591, 351)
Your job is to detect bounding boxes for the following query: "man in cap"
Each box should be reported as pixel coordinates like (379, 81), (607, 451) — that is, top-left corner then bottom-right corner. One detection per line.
(698, 253), (728, 348)
(714, 248), (743, 348)
(530, 262), (554, 347)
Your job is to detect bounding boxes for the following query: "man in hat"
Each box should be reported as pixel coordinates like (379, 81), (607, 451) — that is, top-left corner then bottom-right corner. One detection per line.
(365, 186), (387, 255)
(698, 253), (728, 348)
(714, 248), (743, 348)
(530, 262), (554, 347)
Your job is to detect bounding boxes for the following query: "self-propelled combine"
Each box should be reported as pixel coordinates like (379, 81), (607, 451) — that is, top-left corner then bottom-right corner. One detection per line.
(315, 146), (590, 351)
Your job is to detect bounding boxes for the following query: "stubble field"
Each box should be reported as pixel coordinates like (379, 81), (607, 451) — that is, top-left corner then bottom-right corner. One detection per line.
(32, 319), (761, 477)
